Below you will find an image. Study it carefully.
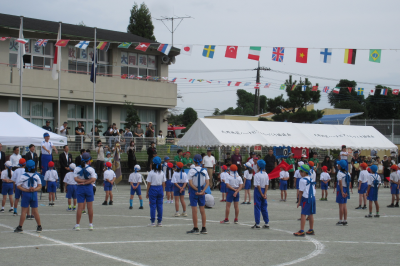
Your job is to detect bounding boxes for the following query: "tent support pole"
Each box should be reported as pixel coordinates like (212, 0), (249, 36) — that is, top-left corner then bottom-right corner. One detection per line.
(218, 146), (221, 163)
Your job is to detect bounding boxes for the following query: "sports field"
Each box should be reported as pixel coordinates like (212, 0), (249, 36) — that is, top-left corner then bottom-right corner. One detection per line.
(0, 186), (399, 266)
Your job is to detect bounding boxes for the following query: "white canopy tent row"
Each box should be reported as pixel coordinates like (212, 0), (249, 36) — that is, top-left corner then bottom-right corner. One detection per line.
(0, 112), (67, 146)
(178, 118), (397, 151)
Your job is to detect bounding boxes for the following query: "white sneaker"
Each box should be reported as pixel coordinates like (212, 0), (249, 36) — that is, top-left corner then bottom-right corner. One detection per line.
(156, 222), (162, 227)
(148, 223), (156, 227)
(73, 225), (80, 231)
(89, 225), (93, 231)
(174, 212), (180, 217)
(182, 212), (188, 217)
(170, 200), (174, 204)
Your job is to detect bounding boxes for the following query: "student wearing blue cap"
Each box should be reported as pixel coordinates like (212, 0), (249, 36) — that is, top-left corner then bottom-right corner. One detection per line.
(187, 154), (210, 234)
(336, 160), (351, 226)
(252, 160), (269, 229)
(365, 165), (381, 218)
(146, 156), (166, 227)
(41, 132), (58, 178)
(73, 152), (97, 231)
(14, 160), (43, 233)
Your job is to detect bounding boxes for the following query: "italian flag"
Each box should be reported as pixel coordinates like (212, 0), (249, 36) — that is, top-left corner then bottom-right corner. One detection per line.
(248, 46), (261, 61)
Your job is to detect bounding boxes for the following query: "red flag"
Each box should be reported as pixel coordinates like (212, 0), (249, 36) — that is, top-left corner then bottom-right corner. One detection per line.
(235, 82), (241, 86)
(312, 86), (318, 91)
(393, 89), (399, 95)
(268, 160), (291, 180)
(225, 46), (238, 59)
(55, 39), (70, 47)
(135, 42), (151, 52)
(348, 87), (352, 92)
(296, 48), (308, 63)
(121, 74), (128, 79)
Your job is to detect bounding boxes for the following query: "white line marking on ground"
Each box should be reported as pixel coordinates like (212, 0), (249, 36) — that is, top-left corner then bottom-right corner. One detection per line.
(0, 223), (147, 266)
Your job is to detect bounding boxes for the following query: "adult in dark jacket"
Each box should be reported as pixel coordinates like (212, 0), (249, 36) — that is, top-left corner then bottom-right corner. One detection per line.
(59, 145), (73, 193)
(25, 144), (39, 170)
(75, 149), (85, 166)
(263, 149), (277, 189)
(146, 142), (157, 171)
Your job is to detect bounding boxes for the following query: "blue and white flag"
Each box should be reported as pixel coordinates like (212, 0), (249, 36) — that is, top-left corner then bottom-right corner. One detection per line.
(75, 41), (90, 50)
(244, 82), (251, 86)
(302, 85), (307, 91)
(320, 48), (332, 63)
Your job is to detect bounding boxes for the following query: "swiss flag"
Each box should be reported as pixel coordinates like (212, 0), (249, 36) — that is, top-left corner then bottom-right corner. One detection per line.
(225, 46), (238, 59)
(296, 48), (308, 63)
(135, 42), (150, 52)
(393, 89), (399, 95)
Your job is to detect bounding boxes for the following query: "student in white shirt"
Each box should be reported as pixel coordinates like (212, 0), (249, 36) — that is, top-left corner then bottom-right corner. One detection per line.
(339, 145), (351, 161)
(63, 163), (77, 211)
(336, 160), (351, 226)
(1, 161), (14, 213)
(219, 165), (229, 202)
(252, 160), (269, 229)
(41, 132), (58, 178)
(171, 162), (188, 217)
(14, 160), (43, 233)
(366, 165), (381, 218)
(220, 164), (243, 224)
(73, 153), (97, 231)
(320, 166), (331, 201)
(187, 154), (210, 235)
(12, 159), (27, 216)
(279, 166), (289, 202)
(356, 163), (369, 209)
(146, 157), (166, 227)
(102, 162), (116, 206)
(44, 161), (58, 206)
(128, 165), (143, 210)
(202, 149), (215, 188)
(387, 165), (399, 208)
(10, 146), (22, 169)
(295, 161), (305, 203)
(242, 162), (253, 205)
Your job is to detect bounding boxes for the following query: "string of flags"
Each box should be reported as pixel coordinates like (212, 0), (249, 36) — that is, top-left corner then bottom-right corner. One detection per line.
(0, 36), (388, 64)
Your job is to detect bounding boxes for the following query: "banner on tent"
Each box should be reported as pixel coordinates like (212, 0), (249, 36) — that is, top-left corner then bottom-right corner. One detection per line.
(273, 146), (291, 159)
(292, 147), (309, 159)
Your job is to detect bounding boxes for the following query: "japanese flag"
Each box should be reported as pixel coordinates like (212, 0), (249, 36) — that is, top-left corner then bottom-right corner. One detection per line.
(52, 24), (61, 80)
(369, 89), (375, 96)
(181, 45), (193, 56)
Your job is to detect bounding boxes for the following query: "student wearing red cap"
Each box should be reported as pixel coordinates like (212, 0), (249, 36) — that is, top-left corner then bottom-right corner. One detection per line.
(102, 162), (116, 205)
(44, 161), (58, 206)
(165, 162), (174, 204)
(219, 165), (229, 202)
(319, 166), (331, 201)
(387, 165), (399, 208)
(220, 164), (243, 224)
(356, 163), (369, 210)
(11, 158), (27, 216)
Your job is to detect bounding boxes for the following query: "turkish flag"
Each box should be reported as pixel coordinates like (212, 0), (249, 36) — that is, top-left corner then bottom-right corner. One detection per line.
(296, 48), (308, 63)
(225, 46), (238, 59)
(135, 42), (150, 52)
(393, 89), (399, 95)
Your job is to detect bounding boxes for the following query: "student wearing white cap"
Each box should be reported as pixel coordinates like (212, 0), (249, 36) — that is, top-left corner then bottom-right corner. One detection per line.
(295, 161), (305, 203)
(129, 165), (144, 210)
(241, 162), (253, 205)
(1, 161), (14, 213)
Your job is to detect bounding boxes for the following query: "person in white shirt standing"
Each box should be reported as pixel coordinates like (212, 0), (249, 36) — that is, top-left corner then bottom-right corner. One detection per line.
(320, 166), (331, 201)
(202, 148), (215, 189)
(44, 161), (58, 206)
(10, 146), (22, 170)
(1, 161), (14, 213)
(387, 165), (400, 208)
(252, 160), (269, 229)
(356, 163), (369, 209)
(365, 165), (381, 218)
(279, 165), (289, 202)
(63, 163), (77, 211)
(336, 160), (351, 226)
(11, 159), (27, 216)
(41, 132), (58, 178)
(339, 145), (351, 161)
(171, 162), (188, 217)
(59, 121), (68, 136)
(102, 162), (116, 206)
(295, 161), (305, 203)
(242, 162), (253, 205)
(128, 165), (144, 210)
(146, 157), (166, 227)
(220, 164), (243, 224)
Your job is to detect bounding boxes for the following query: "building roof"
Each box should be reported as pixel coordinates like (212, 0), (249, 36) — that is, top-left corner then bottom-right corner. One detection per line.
(0, 13), (180, 55)
(312, 113), (364, 125)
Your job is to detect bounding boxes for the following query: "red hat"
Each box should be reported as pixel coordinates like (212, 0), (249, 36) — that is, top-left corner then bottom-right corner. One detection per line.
(367, 167), (372, 173)
(48, 161), (55, 168)
(391, 165), (398, 171)
(19, 158), (26, 165)
(167, 162), (174, 168)
(230, 164), (238, 171)
(186, 151), (191, 154)
(176, 162), (184, 169)
(105, 162), (112, 168)
(360, 163), (368, 169)
(321, 166), (328, 172)
(221, 165), (228, 171)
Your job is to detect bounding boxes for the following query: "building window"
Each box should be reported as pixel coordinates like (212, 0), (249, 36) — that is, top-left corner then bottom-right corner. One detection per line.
(8, 99), (54, 129)
(120, 52), (157, 79)
(120, 108), (157, 133)
(68, 46), (110, 76)
(67, 104), (108, 134)
(8, 39), (53, 70)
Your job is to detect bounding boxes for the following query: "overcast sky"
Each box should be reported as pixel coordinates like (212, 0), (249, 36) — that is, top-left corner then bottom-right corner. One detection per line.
(3, 0), (400, 117)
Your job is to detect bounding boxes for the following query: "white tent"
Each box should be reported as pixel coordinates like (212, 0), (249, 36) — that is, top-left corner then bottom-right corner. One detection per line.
(178, 118), (397, 150)
(0, 112), (67, 146)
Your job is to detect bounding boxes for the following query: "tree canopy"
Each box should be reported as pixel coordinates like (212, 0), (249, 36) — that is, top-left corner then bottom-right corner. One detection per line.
(213, 89), (267, 116)
(124, 102), (140, 130)
(127, 2), (156, 41)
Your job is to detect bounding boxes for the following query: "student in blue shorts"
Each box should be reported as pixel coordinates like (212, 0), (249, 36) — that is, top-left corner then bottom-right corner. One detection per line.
(320, 166), (331, 201)
(146, 157), (166, 227)
(12, 158), (27, 216)
(44, 161), (58, 206)
(294, 164), (316, 237)
(279, 165), (289, 202)
(220, 164), (243, 224)
(187, 154), (210, 234)
(164, 162), (174, 204)
(102, 162), (116, 206)
(219, 165), (228, 202)
(63, 163), (77, 211)
(14, 160), (43, 233)
(336, 160), (351, 226)
(295, 161), (304, 203)
(171, 162), (188, 217)
(365, 165), (381, 218)
(128, 164), (143, 210)
(387, 165), (399, 208)
(73, 153), (97, 231)
(1, 161), (14, 213)
(356, 163), (369, 209)
(242, 162), (253, 205)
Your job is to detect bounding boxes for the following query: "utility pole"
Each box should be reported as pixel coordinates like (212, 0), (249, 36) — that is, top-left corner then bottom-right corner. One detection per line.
(156, 15), (193, 47)
(253, 64), (270, 116)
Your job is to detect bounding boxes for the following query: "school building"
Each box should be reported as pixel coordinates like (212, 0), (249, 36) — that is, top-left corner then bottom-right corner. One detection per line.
(0, 13), (179, 137)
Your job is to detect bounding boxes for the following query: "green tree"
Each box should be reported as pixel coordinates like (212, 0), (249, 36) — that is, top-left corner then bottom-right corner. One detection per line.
(95, 119), (104, 133)
(168, 112), (183, 125)
(217, 89), (268, 116)
(365, 85), (400, 119)
(213, 108), (220, 116)
(127, 2), (156, 41)
(328, 79), (362, 106)
(124, 102), (140, 130)
(334, 100), (368, 118)
(181, 108), (198, 133)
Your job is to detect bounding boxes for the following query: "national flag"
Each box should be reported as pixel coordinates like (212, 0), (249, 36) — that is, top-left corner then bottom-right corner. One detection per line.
(52, 24), (61, 80)
(248, 46), (261, 61)
(312, 86), (318, 91)
(235, 82), (241, 86)
(369, 89), (375, 95)
(0, 37), (10, 41)
(55, 39), (70, 47)
(135, 42), (151, 52)
(35, 39), (48, 47)
(369, 49), (381, 63)
(254, 83), (261, 89)
(97, 42), (110, 51)
(333, 87), (340, 94)
(344, 49), (357, 64)
(145, 75), (151, 79)
(280, 84), (286, 90)
(171, 78), (177, 82)
(357, 88), (364, 95)
(225, 46), (238, 59)
(227, 81), (232, 86)
(121, 74), (128, 79)
(320, 48), (332, 63)
(75, 41), (90, 50)
(244, 82), (251, 86)
(16, 18), (25, 73)
(296, 48), (308, 63)
(348, 87), (352, 93)
(197, 79), (204, 82)
(206, 80), (212, 83)
(157, 44), (171, 55)
(129, 75), (136, 79)
(291, 84), (296, 91)
(323, 86), (330, 93)
(181, 45), (193, 56)
(90, 53), (97, 83)
(202, 45), (215, 59)
(272, 47), (285, 62)
(118, 42), (132, 48)
(301, 85), (307, 91)
(381, 89), (388, 96)
(136, 76), (143, 79)
(16, 38), (28, 44)
(264, 83), (270, 88)
(189, 79), (195, 83)
(393, 89), (399, 95)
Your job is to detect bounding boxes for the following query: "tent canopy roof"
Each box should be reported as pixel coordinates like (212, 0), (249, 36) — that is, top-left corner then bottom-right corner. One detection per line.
(178, 118), (397, 150)
(0, 112), (67, 146)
